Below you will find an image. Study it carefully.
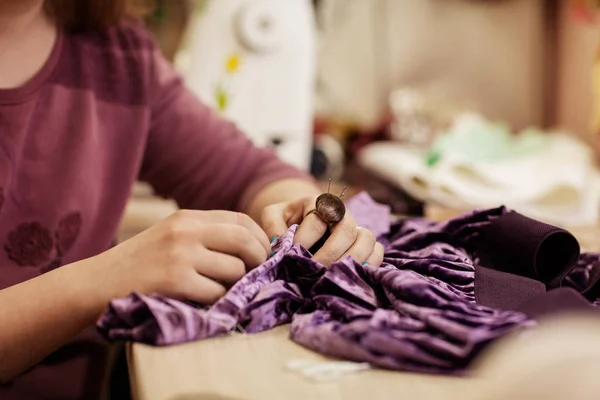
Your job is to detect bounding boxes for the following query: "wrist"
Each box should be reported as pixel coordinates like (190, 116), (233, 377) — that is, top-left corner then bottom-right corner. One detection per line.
(60, 253), (126, 319)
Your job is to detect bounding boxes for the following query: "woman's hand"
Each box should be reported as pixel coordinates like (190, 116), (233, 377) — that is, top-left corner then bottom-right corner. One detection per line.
(97, 210), (270, 305)
(260, 196), (385, 267)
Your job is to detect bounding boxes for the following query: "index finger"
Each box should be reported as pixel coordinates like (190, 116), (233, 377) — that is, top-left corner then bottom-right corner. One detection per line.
(293, 197), (329, 249)
(260, 203), (290, 241)
(177, 209), (271, 255)
(313, 213), (358, 266)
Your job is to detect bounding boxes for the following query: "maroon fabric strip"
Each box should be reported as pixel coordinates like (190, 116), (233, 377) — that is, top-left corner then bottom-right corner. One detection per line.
(475, 266), (546, 311)
(475, 211), (580, 289)
(473, 211), (599, 316)
(515, 287), (598, 319)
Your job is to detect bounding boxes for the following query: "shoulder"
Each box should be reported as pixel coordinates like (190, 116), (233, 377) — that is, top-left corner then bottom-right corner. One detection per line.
(69, 21), (156, 55)
(51, 22), (161, 106)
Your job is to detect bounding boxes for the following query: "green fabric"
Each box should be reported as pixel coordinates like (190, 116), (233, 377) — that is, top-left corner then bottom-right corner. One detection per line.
(426, 117), (549, 166)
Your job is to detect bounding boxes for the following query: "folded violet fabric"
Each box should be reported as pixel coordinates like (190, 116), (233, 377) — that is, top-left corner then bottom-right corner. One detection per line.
(97, 193), (600, 374)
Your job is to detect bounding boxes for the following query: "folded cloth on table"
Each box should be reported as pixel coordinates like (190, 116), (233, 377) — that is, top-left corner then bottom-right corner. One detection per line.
(358, 114), (600, 226)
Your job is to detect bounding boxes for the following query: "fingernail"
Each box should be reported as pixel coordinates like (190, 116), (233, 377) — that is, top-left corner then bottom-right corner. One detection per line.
(270, 236), (279, 243)
(361, 262), (368, 266)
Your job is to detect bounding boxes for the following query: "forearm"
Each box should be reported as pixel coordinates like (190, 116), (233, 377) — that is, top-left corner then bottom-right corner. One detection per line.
(0, 257), (113, 383)
(245, 178), (321, 222)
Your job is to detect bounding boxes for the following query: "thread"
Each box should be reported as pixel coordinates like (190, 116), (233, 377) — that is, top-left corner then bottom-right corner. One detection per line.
(285, 358), (371, 382)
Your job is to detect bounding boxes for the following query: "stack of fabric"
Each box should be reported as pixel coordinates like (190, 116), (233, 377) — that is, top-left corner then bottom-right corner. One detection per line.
(358, 113), (600, 226)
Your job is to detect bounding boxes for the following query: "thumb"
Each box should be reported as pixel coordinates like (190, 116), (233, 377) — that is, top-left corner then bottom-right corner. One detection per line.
(260, 203), (291, 242)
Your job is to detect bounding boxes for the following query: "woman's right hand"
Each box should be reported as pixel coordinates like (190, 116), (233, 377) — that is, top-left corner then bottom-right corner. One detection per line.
(96, 210), (271, 305)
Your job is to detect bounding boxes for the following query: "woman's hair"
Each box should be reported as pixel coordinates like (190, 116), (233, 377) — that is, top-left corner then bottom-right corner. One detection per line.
(44, 0), (153, 31)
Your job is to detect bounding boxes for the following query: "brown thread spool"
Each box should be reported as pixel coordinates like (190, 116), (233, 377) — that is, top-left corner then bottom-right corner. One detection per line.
(307, 179), (347, 225)
(305, 180), (347, 255)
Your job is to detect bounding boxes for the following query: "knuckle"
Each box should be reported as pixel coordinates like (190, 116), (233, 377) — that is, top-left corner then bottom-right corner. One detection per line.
(360, 228), (377, 244)
(235, 211), (252, 227)
(162, 217), (189, 243)
(341, 221), (358, 239)
(235, 224), (252, 240)
(309, 216), (327, 237)
(229, 225), (253, 248)
(170, 209), (194, 222)
(318, 248), (339, 266)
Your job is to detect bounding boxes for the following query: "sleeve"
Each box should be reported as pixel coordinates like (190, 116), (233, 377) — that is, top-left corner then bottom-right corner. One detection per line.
(138, 42), (313, 212)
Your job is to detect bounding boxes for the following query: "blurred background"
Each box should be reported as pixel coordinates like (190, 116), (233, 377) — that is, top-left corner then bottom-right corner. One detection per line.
(121, 0), (600, 241)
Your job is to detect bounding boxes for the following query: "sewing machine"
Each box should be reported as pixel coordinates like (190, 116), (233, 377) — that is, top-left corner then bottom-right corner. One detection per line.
(176, 0), (316, 171)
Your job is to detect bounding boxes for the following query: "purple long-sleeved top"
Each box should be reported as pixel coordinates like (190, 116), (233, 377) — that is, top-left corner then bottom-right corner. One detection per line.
(0, 22), (309, 399)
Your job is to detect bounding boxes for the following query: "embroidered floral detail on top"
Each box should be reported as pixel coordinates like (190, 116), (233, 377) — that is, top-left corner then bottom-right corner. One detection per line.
(5, 222), (54, 267)
(3, 211), (83, 272)
(55, 212), (82, 255)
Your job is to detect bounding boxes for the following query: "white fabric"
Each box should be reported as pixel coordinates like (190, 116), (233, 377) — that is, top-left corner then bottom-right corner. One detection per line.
(358, 133), (600, 226)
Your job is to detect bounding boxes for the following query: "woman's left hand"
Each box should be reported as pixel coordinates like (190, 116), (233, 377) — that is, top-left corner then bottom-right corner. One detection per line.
(260, 196), (384, 267)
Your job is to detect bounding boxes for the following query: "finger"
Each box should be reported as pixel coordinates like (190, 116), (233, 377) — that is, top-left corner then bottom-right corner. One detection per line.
(176, 210), (270, 254)
(293, 210), (328, 250)
(262, 195), (315, 240)
(365, 242), (385, 267)
(313, 214), (359, 266)
(261, 203), (289, 241)
(195, 248), (247, 285)
(337, 227), (377, 264)
(296, 196), (318, 224)
(199, 223), (268, 269)
(180, 272), (227, 305)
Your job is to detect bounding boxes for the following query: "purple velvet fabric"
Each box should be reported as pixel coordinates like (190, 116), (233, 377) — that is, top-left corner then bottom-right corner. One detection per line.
(97, 193), (600, 374)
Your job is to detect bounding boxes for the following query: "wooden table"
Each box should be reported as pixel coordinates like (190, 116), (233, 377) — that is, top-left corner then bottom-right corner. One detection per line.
(128, 326), (485, 400)
(122, 189), (600, 400)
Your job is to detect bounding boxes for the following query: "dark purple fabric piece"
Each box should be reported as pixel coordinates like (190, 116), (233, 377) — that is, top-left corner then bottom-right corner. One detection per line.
(475, 266), (546, 311)
(474, 211), (580, 289)
(97, 194), (600, 374)
(471, 211), (600, 315)
(515, 287), (597, 320)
